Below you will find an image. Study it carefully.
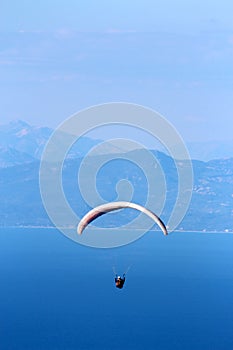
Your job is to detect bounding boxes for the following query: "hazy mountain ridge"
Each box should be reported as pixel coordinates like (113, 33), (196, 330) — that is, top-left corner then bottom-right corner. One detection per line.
(0, 120), (232, 232)
(1, 120), (233, 164)
(0, 146), (35, 168)
(0, 120), (104, 163)
(0, 120), (52, 160)
(0, 152), (232, 232)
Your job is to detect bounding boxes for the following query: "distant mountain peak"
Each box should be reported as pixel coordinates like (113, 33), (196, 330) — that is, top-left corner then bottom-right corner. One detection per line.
(9, 119), (31, 127)
(0, 119), (32, 134)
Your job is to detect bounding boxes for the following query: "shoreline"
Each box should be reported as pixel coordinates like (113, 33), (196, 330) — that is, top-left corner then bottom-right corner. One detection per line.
(0, 226), (232, 234)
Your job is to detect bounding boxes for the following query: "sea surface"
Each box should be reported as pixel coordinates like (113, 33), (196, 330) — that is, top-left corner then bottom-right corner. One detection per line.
(0, 228), (233, 350)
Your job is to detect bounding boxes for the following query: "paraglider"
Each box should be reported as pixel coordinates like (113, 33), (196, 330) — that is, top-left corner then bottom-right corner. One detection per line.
(77, 201), (168, 236)
(115, 274), (126, 289)
(77, 201), (168, 290)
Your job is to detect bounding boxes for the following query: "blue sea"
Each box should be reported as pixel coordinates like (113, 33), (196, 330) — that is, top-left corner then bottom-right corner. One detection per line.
(0, 228), (233, 350)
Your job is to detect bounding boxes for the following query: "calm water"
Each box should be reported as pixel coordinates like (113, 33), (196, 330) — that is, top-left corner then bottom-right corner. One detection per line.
(0, 228), (233, 350)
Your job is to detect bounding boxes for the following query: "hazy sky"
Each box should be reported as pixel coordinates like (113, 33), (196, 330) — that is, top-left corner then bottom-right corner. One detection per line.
(0, 0), (232, 142)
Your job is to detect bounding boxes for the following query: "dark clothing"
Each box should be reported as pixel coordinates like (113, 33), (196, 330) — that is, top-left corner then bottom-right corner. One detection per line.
(115, 275), (125, 289)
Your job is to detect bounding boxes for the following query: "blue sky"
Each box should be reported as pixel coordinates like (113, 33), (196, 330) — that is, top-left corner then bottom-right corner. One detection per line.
(0, 0), (232, 142)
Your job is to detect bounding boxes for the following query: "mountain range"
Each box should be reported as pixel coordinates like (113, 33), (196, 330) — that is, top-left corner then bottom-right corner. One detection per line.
(0, 120), (232, 232)
(1, 120), (233, 164)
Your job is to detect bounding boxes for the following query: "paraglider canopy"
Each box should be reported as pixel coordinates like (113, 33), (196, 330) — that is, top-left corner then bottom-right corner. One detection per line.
(77, 201), (168, 236)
